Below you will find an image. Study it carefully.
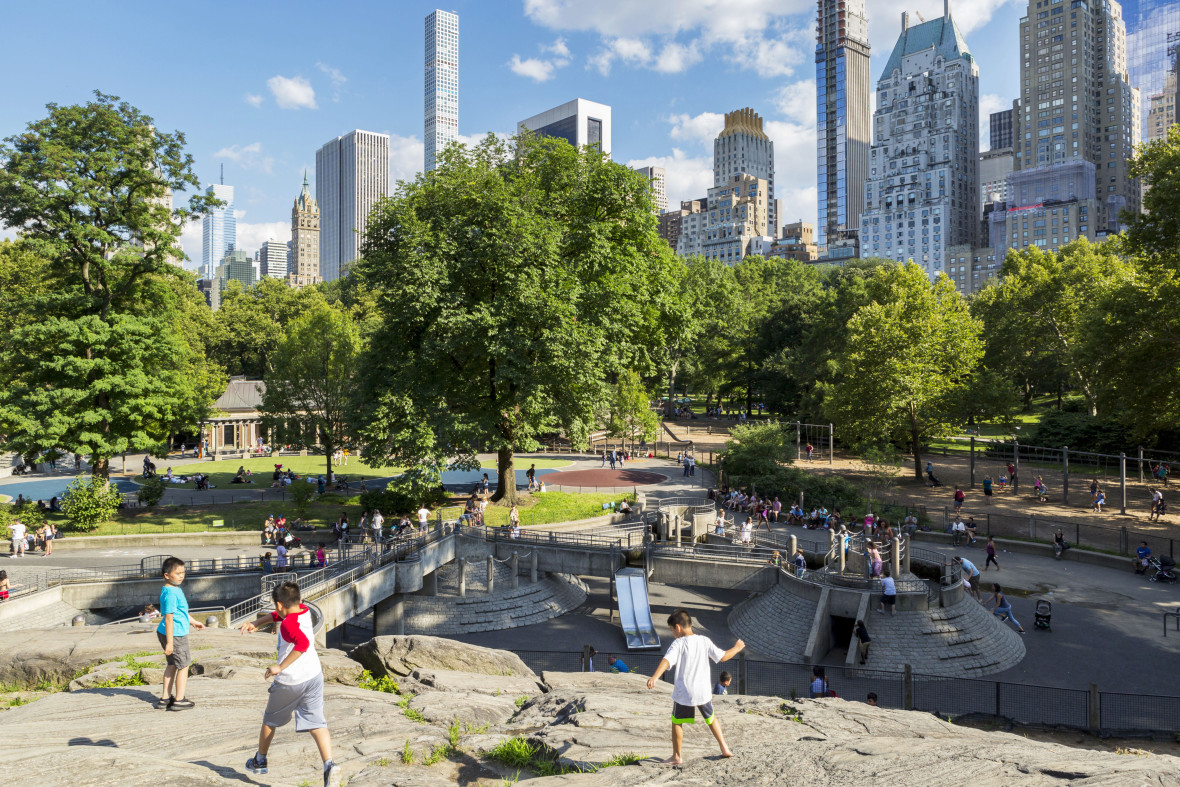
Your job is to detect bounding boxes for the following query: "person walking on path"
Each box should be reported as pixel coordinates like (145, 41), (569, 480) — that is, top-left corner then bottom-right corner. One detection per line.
(877, 568), (897, 615)
(982, 475), (993, 504)
(953, 486), (965, 514)
(240, 581), (339, 785)
(8, 518), (26, 557)
(984, 536), (1000, 571)
(988, 584), (1026, 633)
(806, 442), (814, 462)
(646, 609), (744, 763)
(853, 620), (871, 665)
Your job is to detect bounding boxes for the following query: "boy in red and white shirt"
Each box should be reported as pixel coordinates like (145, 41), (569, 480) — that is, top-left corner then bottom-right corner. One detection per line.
(240, 581), (338, 786)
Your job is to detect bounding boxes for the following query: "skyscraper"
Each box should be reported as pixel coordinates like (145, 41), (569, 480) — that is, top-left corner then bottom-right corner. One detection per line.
(1015, 0), (1140, 231)
(200, 183), (235, 279)
(1127, 0), (1180, 139)
(858, 3), (980, 279)
(815, 0), (871, 251)
(714, 108), (775, 236)
(316, 130), (389, 281)
(290, 172), (321, 289)
(257, 240), (287, 280)
(518, 99), (612, 156)
(633, 165), (667, 213)
(425, 9), (459, 172)
(210, 248), (256, 311)
(990, 109), (1014, 150)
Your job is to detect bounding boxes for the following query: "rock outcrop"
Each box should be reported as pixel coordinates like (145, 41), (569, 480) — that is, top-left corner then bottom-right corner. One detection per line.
(1, 631), (1177, 786)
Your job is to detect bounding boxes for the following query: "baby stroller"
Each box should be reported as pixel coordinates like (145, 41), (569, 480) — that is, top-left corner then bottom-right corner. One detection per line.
(1148, 555), (1178, 584)
(1034, 600), (1052, 631)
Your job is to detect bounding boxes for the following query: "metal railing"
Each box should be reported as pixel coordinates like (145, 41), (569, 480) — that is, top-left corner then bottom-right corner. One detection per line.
(504, 649), (1180, 735)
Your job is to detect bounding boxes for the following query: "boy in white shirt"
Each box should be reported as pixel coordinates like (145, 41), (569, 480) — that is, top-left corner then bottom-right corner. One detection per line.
(647, 609), (745, 764)
(240, 581), (338, 786)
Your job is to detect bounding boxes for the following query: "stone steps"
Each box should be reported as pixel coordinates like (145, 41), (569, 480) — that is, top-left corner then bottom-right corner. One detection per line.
(399, 573), (589, 635)
(727, 585), (818, 662)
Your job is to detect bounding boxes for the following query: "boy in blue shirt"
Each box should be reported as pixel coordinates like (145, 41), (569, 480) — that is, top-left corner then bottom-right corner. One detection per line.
(157, 556), (204, 710)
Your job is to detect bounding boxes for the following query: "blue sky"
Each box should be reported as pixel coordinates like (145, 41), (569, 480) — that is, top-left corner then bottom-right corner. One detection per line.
(0, 0), (1026, 268)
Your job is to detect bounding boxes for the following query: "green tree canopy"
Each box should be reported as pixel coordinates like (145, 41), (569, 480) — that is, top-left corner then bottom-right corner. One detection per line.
(260, 302), (362, 481)
(607, 370), (660, 452)
(352, 134), (681, 505)
(0, 93), (221, 476)
(825, 263), (984, 479)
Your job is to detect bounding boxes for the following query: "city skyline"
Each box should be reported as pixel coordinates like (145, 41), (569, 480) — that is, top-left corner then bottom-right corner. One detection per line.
(0, 0), (1160, 269)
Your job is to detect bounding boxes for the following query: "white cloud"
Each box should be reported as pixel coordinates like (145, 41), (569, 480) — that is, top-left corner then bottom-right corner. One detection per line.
(626, 149), (714, 210)
(979, 93), (1009, 148)
(389, 133), (425, 184)
(316, 62), (347, 101)
(267, 75), (317, 110)
(212, 142), (275, 175)
(772, 79), (816, 127)
(668, 111), (725, 146)
(244, 93), (263, 108)
(509, 37), (571, 82)
(654, 41), (703, 73)
(510, 54), (561, 82)
(867, 0), (1018, 49)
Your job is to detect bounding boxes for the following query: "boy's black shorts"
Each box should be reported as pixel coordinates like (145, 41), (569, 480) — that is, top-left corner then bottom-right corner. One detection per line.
(672, 701), (715, 725)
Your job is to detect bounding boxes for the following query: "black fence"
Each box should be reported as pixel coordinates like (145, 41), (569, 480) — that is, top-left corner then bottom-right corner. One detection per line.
(507, 650), (1180, 735)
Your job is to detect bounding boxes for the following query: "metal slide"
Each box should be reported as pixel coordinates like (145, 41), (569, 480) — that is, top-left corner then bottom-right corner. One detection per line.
(615, 567), (661, 649)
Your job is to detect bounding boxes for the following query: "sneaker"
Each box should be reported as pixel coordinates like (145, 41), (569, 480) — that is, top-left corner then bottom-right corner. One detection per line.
(323, 760), (340, 787)
(245, 754), (268, 775)
(168, 698), (195, 711)
(154, 697), (173, 710)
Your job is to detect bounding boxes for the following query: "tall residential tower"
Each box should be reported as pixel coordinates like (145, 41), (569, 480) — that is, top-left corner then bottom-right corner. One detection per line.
(425, 9), (459, 171)
(858, 3), (980, 279)
(1127, 0), (1180, 139)
(315, 130), (389, 281)
(1015, 0), (1140, 231)
(714, 108), (776, 237)
(815, 0), (871, 251)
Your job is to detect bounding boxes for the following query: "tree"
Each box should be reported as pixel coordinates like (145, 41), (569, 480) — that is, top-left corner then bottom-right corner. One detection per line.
(259, 303), (362, 482)
(1123, 125), (1180, 271)
(608, 370), (659, 453)
(207, 278), (328, 378)
(60, 476), (123, 532)
(352, 134), (681, 506)
(825, 263), (984, 479)
(0, 93), (220, 477)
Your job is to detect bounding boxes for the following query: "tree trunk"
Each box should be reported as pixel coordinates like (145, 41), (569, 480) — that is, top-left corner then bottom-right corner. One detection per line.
(666, 362), (678, 417)
(93, 455), (109, 480)
(324, 438), (334, 483)
(493, 448), (518, 506)
(910, 406), (923, 481)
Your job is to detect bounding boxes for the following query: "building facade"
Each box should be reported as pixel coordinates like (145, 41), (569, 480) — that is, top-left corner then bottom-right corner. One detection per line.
(1147, 69), (1177, 141)
(989, 159), (1105, 259)
(816, 0), (872, 251)
(714, 108), (775, 237)
(1015, 0), (1141, 232)
(633, 165), (667, 213)
(316, 130), (389, 281)
(946, 244), (1000, 294)
(257, 240), (287, 280)
(766, 221), (819, 262)
(518, 98), (612, 156)
(1127, 0), (1180, 139)
(425, 9), (459, 172)
(990, 108), (1014, 150)
(659, 199), (705, 253)
(289, 172), (322, 288)
(981, 148), (1015, 204)
(210, 248), (256, 310)
(699, 174), (772, 263)
(858, 4), (980, 278)
(200, 183), (235, 280)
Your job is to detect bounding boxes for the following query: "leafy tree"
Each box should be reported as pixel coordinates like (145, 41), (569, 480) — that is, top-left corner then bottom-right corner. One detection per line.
(136, 475), (166, 507)
(352, 134), (681, 505)
(607, 370), (659, 453)
(61, 476), (123, 532)
(208, 278), (328, 378)
(259, 303), (362, 482)
(825, 263), (984, 479)
(1124, 125), (1180, 271)
(0, 92), (220, 477)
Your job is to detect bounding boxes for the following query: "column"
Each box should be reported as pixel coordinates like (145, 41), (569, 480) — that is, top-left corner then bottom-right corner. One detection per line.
(486, 555), (495, 595)
(423, 570), (438, 596)
(511, 551), (520, 589)
(458, 557), (467, 597)
(373, 594), (405, 635)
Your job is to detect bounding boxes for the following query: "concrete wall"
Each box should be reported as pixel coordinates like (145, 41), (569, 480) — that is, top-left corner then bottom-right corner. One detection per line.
(49, 529), (337, 553)
(651, 557), (777, 591)
(0, 585), (65, 626)
(60, 572), (262, 610)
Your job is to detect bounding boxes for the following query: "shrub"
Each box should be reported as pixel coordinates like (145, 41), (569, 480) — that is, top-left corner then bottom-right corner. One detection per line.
(60, 476), (123, 532)
(359, 477), (445, 517)
(136, 476), (166, 507)
(357, 669), (399, 693)
(289, 481), (315, 518)
(1029, 410), (1135, 456)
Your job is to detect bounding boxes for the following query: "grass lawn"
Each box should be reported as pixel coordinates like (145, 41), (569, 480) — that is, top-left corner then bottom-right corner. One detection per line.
(132, 455), (404, 490)
(475, 491), (635, 528)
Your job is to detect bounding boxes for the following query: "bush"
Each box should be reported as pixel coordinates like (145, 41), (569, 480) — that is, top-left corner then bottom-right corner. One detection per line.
(289, 481), (315, 518)
(60, 476), (123, 532)
(359, 477), (445, 516)
(1028, 410), (1135, 455)
(136, 476), (166, 507)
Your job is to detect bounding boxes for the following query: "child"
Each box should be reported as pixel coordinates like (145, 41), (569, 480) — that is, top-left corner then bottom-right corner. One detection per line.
(157, 557), (205, 710)
(646, 609), (744, 764)
(240, 581), (338, 786)
(713, 670), (731, 696)
(0, 570), (9, 601)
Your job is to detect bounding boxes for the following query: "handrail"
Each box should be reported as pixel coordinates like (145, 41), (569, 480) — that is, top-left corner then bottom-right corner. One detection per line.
(1165, 608), (1180, 637)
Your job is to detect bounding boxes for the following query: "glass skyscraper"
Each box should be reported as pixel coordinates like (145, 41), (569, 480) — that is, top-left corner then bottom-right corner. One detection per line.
(1127, 0), (1180, 139)
(200, 183), (235, 280)
(425, 9), (459, 172)
(815, 0), (871, 251)
(316, 130), (390, 281)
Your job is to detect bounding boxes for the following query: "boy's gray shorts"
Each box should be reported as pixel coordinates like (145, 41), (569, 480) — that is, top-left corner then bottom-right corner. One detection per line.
(156, 632), (191, 669)
(263, 674), (326, 731)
